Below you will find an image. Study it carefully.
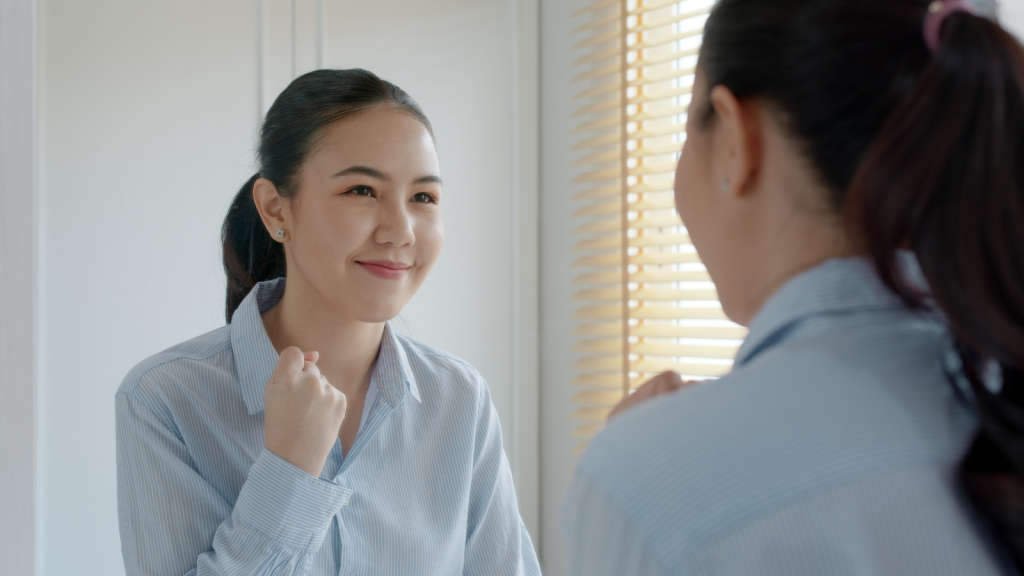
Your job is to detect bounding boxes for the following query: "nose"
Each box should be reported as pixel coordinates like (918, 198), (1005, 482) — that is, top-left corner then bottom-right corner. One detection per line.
(374, 195), (415, 247)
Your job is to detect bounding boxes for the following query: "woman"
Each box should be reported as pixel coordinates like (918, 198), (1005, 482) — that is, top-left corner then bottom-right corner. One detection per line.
(566, 0), (1024, 574)
(116, 69), (540, 575)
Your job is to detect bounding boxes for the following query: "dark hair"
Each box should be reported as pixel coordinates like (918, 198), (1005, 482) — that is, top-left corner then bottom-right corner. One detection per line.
(221, 68), (433, 321)
(701, 0), (1024, 567)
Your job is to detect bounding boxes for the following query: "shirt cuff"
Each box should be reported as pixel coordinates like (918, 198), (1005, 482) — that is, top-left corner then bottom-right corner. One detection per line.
(233, 448), (352, 551)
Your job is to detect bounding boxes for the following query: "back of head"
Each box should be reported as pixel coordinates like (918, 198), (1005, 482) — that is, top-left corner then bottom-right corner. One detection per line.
(700, 0), (1024, 567)
(221, 68), (432, 322)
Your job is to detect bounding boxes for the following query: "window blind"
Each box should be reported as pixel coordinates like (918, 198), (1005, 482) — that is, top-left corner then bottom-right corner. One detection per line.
(569, 0), (747, 455)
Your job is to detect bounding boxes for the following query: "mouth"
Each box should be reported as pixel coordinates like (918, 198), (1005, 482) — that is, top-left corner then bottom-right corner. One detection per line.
(356, 260), (412, 280)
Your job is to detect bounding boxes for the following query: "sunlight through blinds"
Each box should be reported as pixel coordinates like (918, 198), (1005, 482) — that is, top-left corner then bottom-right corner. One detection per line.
(569, 0), (747, 455)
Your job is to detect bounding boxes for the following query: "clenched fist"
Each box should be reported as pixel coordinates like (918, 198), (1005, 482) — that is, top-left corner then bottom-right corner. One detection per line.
(264, 347), (347, 477)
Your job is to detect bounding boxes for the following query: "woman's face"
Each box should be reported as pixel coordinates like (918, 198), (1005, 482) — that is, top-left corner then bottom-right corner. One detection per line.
(674, 67), (737, 313)
(282, 106), (443, 323)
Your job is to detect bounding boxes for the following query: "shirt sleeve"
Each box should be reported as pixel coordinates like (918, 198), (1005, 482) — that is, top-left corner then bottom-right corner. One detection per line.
(116, 390), (351, 576)
(564, 470), (671, 576)
(462, 383), (541, 576)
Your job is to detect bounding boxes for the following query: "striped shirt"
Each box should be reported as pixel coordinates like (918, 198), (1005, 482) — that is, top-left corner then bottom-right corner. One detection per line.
(564, 257), (1010, 575)
(116, 277), (540, 576)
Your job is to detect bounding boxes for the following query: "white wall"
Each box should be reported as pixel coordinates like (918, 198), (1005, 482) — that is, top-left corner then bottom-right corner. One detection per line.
(538, 0), (584, 573)
(1003, 0), (1024, 39)
(38, 2), (261, 574)
(0, 0), (37, 574)
(36, 0), (537, 574)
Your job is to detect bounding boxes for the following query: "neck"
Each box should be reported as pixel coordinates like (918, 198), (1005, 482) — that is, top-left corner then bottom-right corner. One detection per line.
(727, 196), (853, 327)
(261, 278), (384, 396)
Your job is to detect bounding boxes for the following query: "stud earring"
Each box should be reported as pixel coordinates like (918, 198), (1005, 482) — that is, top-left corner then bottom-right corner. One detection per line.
(275, 229), (285, 239)
(720, 177), (730, 192)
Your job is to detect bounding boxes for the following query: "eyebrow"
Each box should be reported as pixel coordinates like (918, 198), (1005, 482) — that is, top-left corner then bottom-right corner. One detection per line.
(413, 174), (444, 186)
(331, 165), (443, 186)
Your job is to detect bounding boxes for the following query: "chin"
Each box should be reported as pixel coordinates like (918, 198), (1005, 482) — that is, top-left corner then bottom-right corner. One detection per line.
(347, 301), (407, 324)
(718, 294), (753, 328)
(328, 277), (419, 323)
(355, 312), (402, 324)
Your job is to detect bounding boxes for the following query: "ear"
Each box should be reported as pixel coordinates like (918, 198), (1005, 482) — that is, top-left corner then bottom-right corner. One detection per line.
(708, 85), (763, 198)
(252, 178), (289, 241)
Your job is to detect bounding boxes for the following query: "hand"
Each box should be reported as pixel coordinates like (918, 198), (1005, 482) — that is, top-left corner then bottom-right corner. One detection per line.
(263, 347), (347, 477)
(608, 371), (695, 420)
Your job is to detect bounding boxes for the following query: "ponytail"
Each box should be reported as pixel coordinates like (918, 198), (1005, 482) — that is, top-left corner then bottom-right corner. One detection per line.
(219, 68), (433, 322)
(221, 174), (286, 322)
(846, 12), (1024, 567)
(701, 0), (1024, 567)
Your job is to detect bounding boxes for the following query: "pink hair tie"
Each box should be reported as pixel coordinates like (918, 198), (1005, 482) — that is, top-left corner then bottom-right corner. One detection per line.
(923, 0), (977, 53)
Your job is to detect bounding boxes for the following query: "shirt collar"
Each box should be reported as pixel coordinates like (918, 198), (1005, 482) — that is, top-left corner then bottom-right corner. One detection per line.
(231, 277), (420, 415)
(376, 323), (421, 406)
(734, 257), (907, 367)
(231, 278), (288, 415)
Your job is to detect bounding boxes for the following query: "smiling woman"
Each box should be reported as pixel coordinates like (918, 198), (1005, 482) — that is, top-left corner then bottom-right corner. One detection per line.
(115, 69), (540, 576)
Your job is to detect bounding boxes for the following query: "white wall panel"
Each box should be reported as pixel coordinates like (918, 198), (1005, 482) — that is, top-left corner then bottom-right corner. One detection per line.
(511, 0), (542, 554)
(538, 0), (582, 573)
(39, 1), (259, 573)
(0, 0), (37, 574)
(1003, 0), (1024, 40)
(260, 0), (326, 114)
(262, 0), (298, 114)
(292, 0), (320, 74)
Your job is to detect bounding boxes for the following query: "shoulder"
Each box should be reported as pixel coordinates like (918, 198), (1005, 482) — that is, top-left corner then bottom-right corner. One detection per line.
(684, 466), (1005, 576)
(389, 332), (501, 426)
(578, 325), (973, 564)
(117, 324), (235, 405)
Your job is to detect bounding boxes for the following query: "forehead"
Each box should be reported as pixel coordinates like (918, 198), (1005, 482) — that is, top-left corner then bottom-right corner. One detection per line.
(308, 106), (439, 177)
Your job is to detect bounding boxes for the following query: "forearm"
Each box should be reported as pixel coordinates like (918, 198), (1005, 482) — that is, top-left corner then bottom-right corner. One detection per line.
(118, 391), (348, 576)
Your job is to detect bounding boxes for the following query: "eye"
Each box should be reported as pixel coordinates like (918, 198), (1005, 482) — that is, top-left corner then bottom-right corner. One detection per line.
(412, 192), (438, 204)
(343, 185), (375, 198)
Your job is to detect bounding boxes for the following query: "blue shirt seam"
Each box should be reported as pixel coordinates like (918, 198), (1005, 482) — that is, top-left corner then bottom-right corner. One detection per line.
(120, 341), (233, 396)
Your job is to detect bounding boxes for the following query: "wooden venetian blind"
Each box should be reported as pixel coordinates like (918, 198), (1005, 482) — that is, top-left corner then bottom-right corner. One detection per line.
(569, 0), (747, 454)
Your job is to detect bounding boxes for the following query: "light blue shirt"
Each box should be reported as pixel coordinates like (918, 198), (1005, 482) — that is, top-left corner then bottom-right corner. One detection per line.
(116, 278), (540, 576)
(564, 258), (1009, 575)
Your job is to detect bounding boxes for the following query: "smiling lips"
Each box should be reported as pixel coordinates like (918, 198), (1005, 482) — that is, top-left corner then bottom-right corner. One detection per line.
(357, 260), (411, 280)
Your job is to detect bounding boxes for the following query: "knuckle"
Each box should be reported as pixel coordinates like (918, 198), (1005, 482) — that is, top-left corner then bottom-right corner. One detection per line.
(276, 348), (305, 373)
(299, 377), (322, 397)
(333, 391), (348, 408)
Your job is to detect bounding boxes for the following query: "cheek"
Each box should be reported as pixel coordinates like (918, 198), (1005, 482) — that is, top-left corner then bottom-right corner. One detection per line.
(329, 210), (373, 254)
(296, 199), (367, 265)
(674, 139), (711, 228)
(416, 215), (444, 268)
